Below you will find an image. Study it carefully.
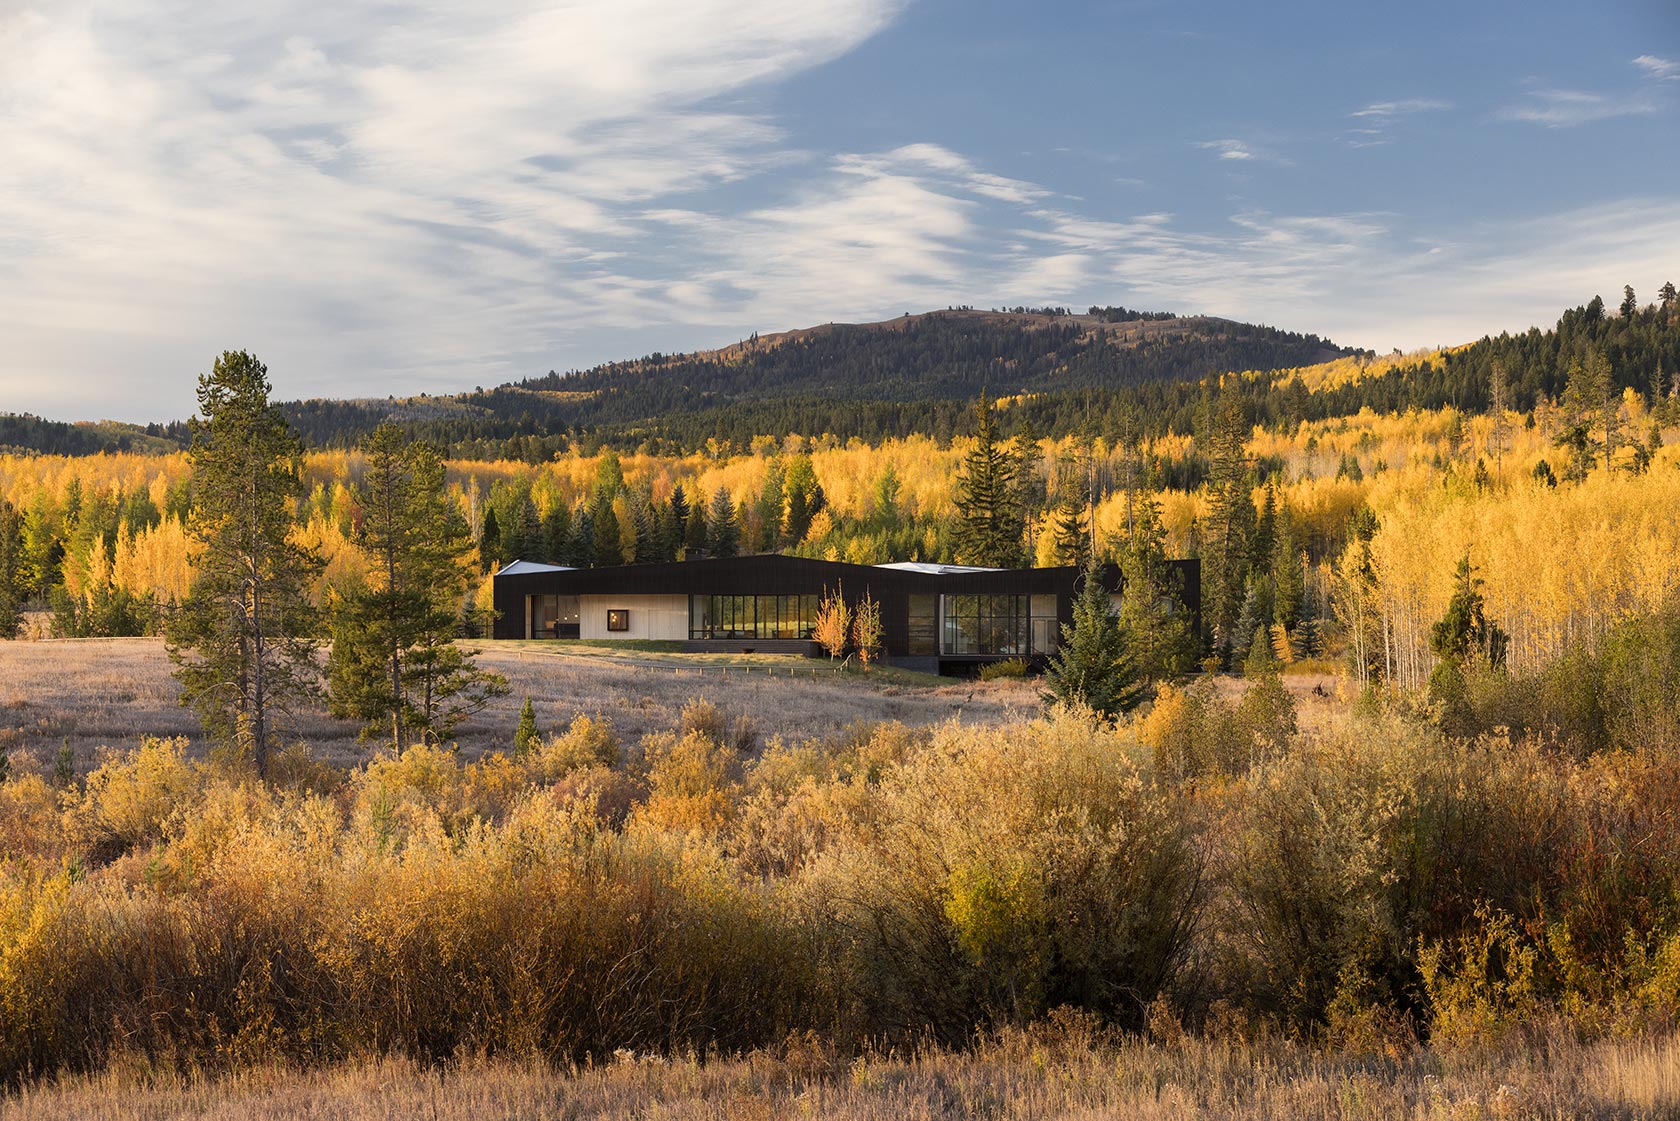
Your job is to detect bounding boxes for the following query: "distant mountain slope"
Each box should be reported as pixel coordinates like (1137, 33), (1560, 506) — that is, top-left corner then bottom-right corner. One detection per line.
(0, 413), (184, 457)
(281, 307), (1350, 452)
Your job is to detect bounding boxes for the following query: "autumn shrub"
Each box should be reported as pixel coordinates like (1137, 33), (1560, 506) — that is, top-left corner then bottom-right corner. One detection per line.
(634, 731), (742, 834)
(1224, 720), (1574, 1029)
(528, 713), (621, 780)
(62, 736), (200, 863)
(978, 657), (1030, 681)
(796, 710), (1202, 1041)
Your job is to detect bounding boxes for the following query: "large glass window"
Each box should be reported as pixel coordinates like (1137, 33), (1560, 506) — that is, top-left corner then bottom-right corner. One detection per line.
(530, 595), (580, 638)
(1030, 594), (1059, 654)
(941, 594), (1028, 656)
(907, 595), (936, 655)
(689, 595), (821, 640)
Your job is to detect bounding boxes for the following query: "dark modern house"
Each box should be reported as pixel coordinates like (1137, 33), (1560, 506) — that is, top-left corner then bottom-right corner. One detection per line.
(492, 554), (1199, 676)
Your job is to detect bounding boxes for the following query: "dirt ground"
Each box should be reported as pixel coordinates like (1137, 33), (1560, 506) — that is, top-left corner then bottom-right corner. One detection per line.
(0, 638), (1042, 772)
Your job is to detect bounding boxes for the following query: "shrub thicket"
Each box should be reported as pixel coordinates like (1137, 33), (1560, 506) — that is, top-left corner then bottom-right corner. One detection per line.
(5, 647), (1680, 1080)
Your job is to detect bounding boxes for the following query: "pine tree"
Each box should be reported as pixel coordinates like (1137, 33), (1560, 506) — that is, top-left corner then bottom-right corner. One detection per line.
(0, 497), (24, 639)
(564, 503), (595, 567)
(952, 394), (1025, 567)
(1557, 356), (1604, 481)
(1489, 359), (1510, 475)
(1430, 553), (1509, 670)
(1621, 284), (1638, 321)
(327, 423), (508, 747)
(783, 456), (825, 545)
(1047, 490), (1088, 567)
(167, 351), (321, 778)
(1199, 392), (1254, 662)
(1043, 561), (1143, 719)
(478, 506), (502, 572)
(590, 494), (623, 566)
(1114, 491), (1192, 684)
(684, 499), (709, 557)
(630, 491), (657, 563)
(1271, 513), (1305, 632)
(707, 488), (739, 558)
(539, 503), (570, 563)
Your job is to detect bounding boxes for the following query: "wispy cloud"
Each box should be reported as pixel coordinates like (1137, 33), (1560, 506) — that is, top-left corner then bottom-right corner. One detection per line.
(1634, 54), (1680, 81)
(1498, 87), (1656, 127)
(1350, 98), (1452, 119)
(1197, 139), (1255, 161)
(0, 0), (909, 416)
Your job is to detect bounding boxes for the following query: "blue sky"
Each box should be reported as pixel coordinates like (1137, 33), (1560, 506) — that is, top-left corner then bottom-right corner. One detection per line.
(2, 0), (1677, 423)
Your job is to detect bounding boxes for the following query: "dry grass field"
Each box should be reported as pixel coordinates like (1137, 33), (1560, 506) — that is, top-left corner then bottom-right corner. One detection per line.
(6, 1027), (1678, 1120)
(0, 637), (1042, 771)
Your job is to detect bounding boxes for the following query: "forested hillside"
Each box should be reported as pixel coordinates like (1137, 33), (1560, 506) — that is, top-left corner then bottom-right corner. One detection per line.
(279, 308), (1349, 454)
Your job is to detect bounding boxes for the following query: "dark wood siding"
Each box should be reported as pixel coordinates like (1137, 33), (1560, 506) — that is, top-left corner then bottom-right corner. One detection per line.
(493, 554), (1201, 661)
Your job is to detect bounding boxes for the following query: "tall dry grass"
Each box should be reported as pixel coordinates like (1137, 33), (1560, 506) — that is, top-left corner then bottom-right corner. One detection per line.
(4, 1023), (1679, 1120)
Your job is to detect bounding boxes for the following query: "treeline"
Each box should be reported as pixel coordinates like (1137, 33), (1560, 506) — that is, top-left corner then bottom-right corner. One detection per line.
(0, 413), (184, 457)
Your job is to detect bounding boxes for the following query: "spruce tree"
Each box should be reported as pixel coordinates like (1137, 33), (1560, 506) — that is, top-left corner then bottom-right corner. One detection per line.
(1048, 491), (1089, 567)
(591, 494), (624, 566)
(0, 497), (23, 639)
(1043, 561), (1143, 719)
(1199, 392), (1254, 662)
(952, 393), (1024, 567)
(1114, 491), (1193, 684)
(167, 351), (321, 777)
(478, 506), (502, 572)
(684, 499), (709, 557)
(327, 423), (508, 747)
(707, 488), (739, 557)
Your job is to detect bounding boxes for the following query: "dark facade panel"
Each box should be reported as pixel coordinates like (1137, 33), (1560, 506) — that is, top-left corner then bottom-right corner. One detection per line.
(492, 554), (1201, 663)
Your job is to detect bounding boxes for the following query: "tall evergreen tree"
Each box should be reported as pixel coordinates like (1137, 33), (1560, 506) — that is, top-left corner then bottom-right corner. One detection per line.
(1199, 392), (1254, 662)
(0, 497), (24, 639)
(1114, 491), (1193, 685)
(327, 423), (507, 747)
(952, 393), (1025, 567)
(1047, 491), (1088, 567)
(684, 499), (709, 557)
(707, 488), (739, 558)
(478, 506), (502, 572)
(166, 351), (320, 777)
(1043, 561), (1143, 719)
(783, 455), (825, 545)
(590, 494), (624, 566)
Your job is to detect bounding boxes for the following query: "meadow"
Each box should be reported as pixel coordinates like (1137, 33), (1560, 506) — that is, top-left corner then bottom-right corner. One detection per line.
(0, 637), (1035, 772)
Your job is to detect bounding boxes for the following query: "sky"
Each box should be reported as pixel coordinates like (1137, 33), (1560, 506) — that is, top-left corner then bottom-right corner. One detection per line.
(2, 0), (1678, 423)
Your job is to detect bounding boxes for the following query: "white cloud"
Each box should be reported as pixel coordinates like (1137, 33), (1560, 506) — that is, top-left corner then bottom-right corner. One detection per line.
(1197, 139), (1255, 161)
(0, 0), (907, 417)
(1497, 87), (1656, 127)
(1017, 197), (1680, 352)
(1634, 54), (1680, 81)
(1350, 98), (1451, 119)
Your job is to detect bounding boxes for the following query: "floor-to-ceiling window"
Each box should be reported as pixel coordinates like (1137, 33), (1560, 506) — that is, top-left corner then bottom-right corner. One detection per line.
(529, 595), (580, 638)
(689, 595), (821, 640)
(938, 593), (1060, 656)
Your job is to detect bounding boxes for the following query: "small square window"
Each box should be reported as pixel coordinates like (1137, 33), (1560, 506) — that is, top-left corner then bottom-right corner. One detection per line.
(606, 609), (630, 632)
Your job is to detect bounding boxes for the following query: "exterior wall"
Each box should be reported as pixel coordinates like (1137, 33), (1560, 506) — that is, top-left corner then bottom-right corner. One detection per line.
(578, 594), (688, 641)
